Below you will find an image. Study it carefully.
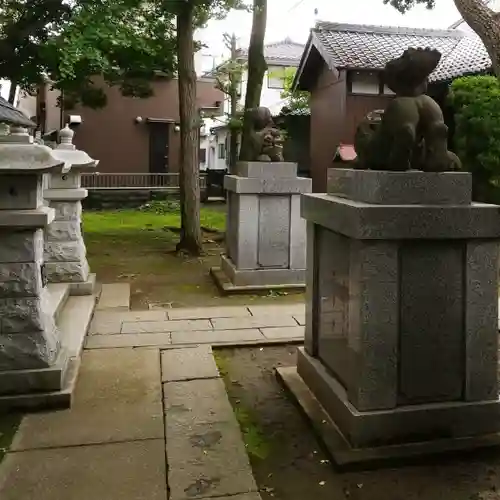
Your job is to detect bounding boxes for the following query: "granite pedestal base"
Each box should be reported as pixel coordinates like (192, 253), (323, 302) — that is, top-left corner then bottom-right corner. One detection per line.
(211, 161), (311, 293)
(293, 168), (500, 464)
(278, 357), (500, 467)
(211, 254), (305, 293)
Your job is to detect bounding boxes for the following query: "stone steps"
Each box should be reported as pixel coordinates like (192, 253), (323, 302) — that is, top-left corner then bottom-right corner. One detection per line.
(48, 283), (71, 322)
(0, 286), (97, 412)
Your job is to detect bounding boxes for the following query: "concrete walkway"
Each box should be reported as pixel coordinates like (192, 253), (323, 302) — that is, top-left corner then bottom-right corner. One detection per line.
(0, 283), (304, 500)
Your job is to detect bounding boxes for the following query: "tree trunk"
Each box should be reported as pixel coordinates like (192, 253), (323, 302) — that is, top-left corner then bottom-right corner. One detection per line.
(8, 81), (17, 104)
(454, 0), (500, 77)
(238, 0), (267, 161)
(176, 1), (202, 255)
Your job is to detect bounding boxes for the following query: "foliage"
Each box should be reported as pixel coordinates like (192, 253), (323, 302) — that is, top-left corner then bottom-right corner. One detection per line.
(279, 67), (309, 114)
(382, 0), (435, 12)
(448, 75), (500, 202)
(50, 0), (177, 108)
(0, 0), (72, 98)
(139, 199), (181, 215)
(0, 0), (178, 107)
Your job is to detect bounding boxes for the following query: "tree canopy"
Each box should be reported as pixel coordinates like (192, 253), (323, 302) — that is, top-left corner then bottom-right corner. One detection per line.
(383, 0), (435, 12)
(0, 0), (178, 106)
(280, 67), (309, 115)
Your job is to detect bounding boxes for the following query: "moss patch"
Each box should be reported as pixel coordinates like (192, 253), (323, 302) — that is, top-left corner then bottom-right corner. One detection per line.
(0, 414), (21, 463)
(214, 350), (271, 460)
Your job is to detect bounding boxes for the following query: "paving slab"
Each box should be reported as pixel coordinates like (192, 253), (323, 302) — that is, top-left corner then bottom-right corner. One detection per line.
(96, 283), (130, 311)
(293, 314), (305, 326)
(90, 310), (168, 335)
(89, 315), (122, 335)
(171, 329), (264, 346)
(163, 378), (235, 426)
(0, 440), (167, 500)
(166, 420), (257, 500)
(122, 319), (212, 334)
(161, 346), (219, 382)
(85, 332), (172, 349)
(260, 326), (305, 340)
(11, 348), (164, 450)
(167, 306), (251, 320)
(211, 315), (298, 330)
(248, 303), (305, 316)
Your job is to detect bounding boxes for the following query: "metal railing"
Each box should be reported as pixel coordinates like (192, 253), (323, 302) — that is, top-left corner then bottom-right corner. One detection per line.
(81, 172), (207, 191)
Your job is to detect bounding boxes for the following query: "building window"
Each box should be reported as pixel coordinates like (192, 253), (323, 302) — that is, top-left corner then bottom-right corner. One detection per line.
(218, 143), (226, 159)
(199, 148), (207, 163)
(348, 71), (381, 95)
(267, 66), (287, 89)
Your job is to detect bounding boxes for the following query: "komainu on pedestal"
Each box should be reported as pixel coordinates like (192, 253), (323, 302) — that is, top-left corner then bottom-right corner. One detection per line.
(279, 47), (500, 467)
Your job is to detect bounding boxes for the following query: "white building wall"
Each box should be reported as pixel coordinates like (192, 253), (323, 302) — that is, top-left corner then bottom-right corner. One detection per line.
(222, 67), (289, 116)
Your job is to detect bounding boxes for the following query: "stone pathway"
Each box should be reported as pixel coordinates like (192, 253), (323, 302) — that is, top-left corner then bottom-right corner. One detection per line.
(0, 283), (304, 500)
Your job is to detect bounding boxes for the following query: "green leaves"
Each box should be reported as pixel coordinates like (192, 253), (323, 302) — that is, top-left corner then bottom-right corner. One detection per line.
(47, 0), (177, 108)
(382, 0), (435, 13)
(280, 67), (309, 114)
(0, 0), (248, 108)
(449, 75), (500, 200)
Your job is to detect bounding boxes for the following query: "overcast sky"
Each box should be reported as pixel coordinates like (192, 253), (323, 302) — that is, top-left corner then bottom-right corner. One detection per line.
(196, 0), (462, 72)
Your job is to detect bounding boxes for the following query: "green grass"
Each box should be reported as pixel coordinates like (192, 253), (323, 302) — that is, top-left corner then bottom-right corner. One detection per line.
(214, 350), (271, 461)
(82, 203), (304, 308)
(83, 207), (226, 235)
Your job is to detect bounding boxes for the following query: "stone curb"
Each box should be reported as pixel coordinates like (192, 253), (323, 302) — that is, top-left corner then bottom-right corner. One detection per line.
(162, 346), (262, 500)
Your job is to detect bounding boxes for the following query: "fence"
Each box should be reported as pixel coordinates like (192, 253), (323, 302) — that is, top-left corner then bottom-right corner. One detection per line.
(81, 172), (207, 191)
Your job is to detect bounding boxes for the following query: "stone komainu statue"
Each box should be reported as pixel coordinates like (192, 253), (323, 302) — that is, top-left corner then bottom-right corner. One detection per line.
(247, 106), (284, 162)
(354, 47), (461, 172)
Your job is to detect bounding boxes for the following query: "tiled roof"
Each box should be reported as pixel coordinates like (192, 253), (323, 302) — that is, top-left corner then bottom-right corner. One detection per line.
(432, 34), (491, 81)
(239, 37), (304, 64)
(203, 38), (304, 78)
(308, 22), (491, 83)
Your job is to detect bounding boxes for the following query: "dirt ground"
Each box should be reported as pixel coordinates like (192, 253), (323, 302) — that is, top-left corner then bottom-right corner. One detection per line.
(84, 205), (304, 309)
(216, 346), (500, 500)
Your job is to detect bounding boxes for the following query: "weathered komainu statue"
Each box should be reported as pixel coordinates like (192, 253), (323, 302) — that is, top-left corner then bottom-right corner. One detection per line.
(354, 47), (461, 172)
(247, 106), (284, 162)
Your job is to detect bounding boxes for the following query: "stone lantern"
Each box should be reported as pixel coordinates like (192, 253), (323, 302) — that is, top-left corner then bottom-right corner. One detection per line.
(44, 125), (98, 295)
(0, 127), (67, 392)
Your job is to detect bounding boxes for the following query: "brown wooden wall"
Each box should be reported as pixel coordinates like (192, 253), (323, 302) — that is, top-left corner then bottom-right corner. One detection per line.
(63, 78), (222, 174)
(309, 63), (347, 192)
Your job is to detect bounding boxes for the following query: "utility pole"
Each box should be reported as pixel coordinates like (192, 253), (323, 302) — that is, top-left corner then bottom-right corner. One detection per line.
(215, 33), (244, 172)
(225, 32), (239, 172)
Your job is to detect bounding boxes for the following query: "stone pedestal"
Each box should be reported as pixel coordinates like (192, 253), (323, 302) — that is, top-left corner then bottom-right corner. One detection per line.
(0, 132), (68, 394)
(43, 126), (98, 295)
(211, 161), (312, 292)
(279, 168), (500, 464)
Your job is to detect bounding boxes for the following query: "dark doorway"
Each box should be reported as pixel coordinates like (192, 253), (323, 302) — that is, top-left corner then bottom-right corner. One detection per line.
(148, 122), (170, 173)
